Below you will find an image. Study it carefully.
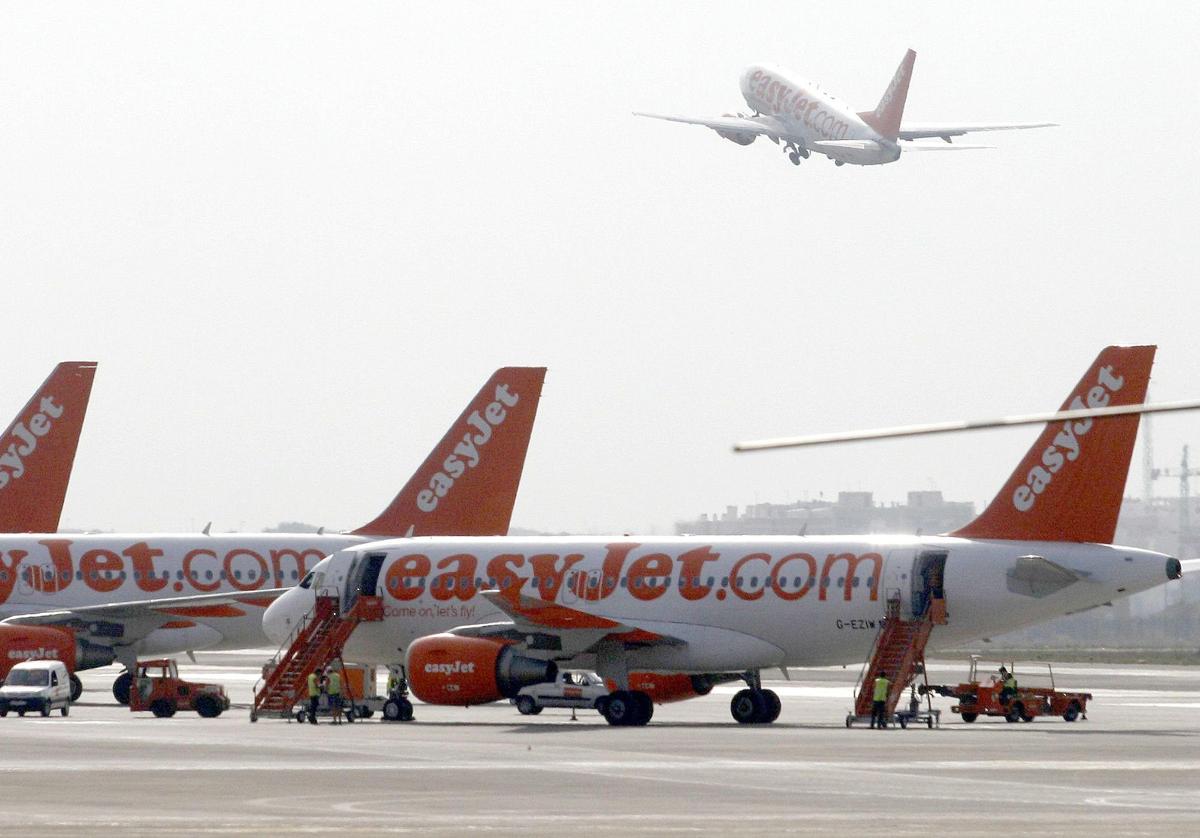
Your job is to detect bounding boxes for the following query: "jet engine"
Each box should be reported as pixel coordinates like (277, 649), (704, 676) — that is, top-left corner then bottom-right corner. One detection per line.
(0, 624), (114, 681)
(716, 113), (757, 146)
(406, 634), (557, 706)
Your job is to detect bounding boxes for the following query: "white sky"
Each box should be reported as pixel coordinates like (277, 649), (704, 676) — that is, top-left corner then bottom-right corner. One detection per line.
(3, 2), (1198, 535)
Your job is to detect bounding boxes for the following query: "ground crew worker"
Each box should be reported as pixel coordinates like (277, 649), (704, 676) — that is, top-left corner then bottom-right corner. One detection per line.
(1001, 670), (1018, 704)
(387, 669), (401, 698)
(870, 671), (890, 729)
(327, 666), (343, 725)
(306, 670), (321, 725)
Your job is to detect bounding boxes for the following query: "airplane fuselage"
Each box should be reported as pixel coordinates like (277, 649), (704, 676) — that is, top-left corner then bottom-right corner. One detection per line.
(738, 65), (900, 164)
(267, 534), (1176, 674)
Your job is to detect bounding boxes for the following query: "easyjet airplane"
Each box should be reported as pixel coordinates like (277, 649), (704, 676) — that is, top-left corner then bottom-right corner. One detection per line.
(635, 49), (1055, 167)
(265, 346), (1180, 726)
(0, 366), (545, 703)
(0, 362), (97, 533)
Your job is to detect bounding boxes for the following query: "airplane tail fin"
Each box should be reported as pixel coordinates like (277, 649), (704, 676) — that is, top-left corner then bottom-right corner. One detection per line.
(951, 345), (1155, 544)
(351, 367), (547, 538)
(857, 49), (916, 142)
(0, 362), (98, 533)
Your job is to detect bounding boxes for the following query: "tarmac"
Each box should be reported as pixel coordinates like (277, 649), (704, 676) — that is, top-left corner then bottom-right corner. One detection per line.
(1, 653), (1198, 836)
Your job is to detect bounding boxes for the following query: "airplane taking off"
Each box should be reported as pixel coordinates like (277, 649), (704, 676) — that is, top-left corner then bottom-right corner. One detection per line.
(0, 362), (97, 533)
(265, 346), (1180, 726)
(635, 50), (1056, 167)
(0, 367), (546, 702)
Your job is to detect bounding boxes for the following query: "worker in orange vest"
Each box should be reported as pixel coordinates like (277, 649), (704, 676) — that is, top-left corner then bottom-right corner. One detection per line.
(870, 671), (890, 730)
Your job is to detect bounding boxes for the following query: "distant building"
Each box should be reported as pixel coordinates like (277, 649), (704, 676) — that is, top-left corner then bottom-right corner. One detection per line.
(676, 490), (976, 537)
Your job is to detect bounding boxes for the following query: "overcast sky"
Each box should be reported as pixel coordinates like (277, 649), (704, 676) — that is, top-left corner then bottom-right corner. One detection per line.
(3, 2), (1198, 535)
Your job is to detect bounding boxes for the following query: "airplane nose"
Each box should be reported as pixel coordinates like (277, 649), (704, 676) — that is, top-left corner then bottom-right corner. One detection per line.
(1166, 558), (1182, 581)
(263, 591), (305, 646)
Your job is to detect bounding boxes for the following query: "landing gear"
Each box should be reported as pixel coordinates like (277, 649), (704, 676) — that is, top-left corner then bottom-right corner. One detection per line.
(382, 697), (414, 722)
(834, 160), (846, 167)
(113, 670), (132, 705)
(730, 671), (781, 724)
(69, 674), (82, 703)
(600, 690), (653, 726)
(783, 142), (809, 166)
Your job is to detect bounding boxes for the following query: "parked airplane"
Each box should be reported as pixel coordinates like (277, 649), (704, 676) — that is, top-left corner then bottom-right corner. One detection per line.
(0, 362), (97, 533)
(264, 346), (1179, 726)
(635, 50), (1055, 167)
(0, 366), (546, 702)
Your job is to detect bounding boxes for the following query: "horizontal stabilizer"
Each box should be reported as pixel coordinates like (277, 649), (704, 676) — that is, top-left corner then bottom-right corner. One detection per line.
(899, 122), (1057, 141)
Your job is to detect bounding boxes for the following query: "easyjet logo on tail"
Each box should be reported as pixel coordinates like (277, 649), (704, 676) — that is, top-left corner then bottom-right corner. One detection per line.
(0, 396), (65, 491)
(416, 383), (520, 514)
(1013, 365), (1125, 513)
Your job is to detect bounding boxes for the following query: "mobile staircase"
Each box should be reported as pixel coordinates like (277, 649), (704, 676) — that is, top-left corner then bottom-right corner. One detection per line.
(251, 593), (384, 722)
(845, 590), (947, 729)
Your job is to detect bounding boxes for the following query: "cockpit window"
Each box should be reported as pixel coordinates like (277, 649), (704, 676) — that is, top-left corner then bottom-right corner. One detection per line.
(298, 572), (314, 590)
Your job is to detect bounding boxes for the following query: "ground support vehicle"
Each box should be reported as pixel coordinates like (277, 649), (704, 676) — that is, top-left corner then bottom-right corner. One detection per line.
(129, 659), (231, 718)
(289, 663), (387, 723)
(513, 671), (609, 716)
(0, 660), (72, 717)
(924, 657), (1092, 723)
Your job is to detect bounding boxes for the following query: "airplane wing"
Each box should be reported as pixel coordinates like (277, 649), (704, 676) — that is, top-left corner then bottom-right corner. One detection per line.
(633, 111), (797, 143)
(473, 590), (682, 645)
(898, 122), (1057, 141)
(900, 142), (994, 151)
(1, 589), (289, 651)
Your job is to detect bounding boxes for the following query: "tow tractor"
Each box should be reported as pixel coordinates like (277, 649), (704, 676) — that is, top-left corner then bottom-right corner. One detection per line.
(129, 659), (231, 719)
(923, 656), (1092, 723)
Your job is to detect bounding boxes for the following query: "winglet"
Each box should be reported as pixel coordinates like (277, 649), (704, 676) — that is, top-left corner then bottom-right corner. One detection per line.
(951, 346), (1155, 543)
(0, 362), (97, 533)
(858, 49), (916, 142)
(351, 367), (547, 537)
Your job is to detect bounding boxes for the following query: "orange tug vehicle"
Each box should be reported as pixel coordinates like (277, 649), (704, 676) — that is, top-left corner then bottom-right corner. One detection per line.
(923, 657), (1092, 724)
(128, 659), (230, 719)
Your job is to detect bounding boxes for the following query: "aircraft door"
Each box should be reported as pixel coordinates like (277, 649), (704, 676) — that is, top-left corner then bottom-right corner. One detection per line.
(884, 549), (914, 616)
(911, 550), (948, 619)
(344, 552), (386, 612)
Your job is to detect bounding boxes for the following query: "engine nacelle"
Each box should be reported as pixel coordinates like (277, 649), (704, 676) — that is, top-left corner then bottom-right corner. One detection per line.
(0, 624), (114, 681)
(608, 672), (742, 704)
(716, 113), (757, 146)
(406, 634), (557, 706)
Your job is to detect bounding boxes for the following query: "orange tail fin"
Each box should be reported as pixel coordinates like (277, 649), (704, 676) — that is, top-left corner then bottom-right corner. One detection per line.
(951, 346), (1155, 544)
(857, 49), (915, 142)
(0, 362), (98, 533)
(352, 367), (546, 537)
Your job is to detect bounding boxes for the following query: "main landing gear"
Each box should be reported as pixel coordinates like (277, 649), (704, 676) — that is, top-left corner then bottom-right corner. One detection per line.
(730, 671), (781, 724)
(783, 141), (810, 166)
(599, 689), (653, 726)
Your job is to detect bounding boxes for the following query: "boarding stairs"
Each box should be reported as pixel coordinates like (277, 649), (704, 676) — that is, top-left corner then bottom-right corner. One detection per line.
(847, 591), (947, 727)
(251, 593), (384, 721)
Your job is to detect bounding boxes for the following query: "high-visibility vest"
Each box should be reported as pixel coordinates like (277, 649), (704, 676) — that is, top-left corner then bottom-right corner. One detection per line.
(873, 676), (890, 702)
(307, 672), (319, 698)
(328, 672), (341, 696)
(1004, 675), (1017, 691)
(387, 675), (400, 693)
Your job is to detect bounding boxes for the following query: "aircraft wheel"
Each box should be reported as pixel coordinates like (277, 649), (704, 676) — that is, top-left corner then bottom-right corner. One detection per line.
(789, 152), (801, 165)
(760, 689), (781, 723)
(631, 691), (653, 726)
(113, 671), (132, 705)
(69, 674), (82, 703)
(383, 697), (414, 722)
(959, 713), (977, 723)
(730, 688), (766, 724)
(601, 690), (638, 726)
(1063, 702), (1081, 722)
(18, 709), (26, 717)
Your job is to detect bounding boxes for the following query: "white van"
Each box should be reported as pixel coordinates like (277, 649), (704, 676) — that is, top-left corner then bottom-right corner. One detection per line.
(0, 660), (72, 717)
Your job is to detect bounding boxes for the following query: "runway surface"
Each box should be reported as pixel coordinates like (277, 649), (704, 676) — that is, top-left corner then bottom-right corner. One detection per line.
(1, 654), (1197, 835)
